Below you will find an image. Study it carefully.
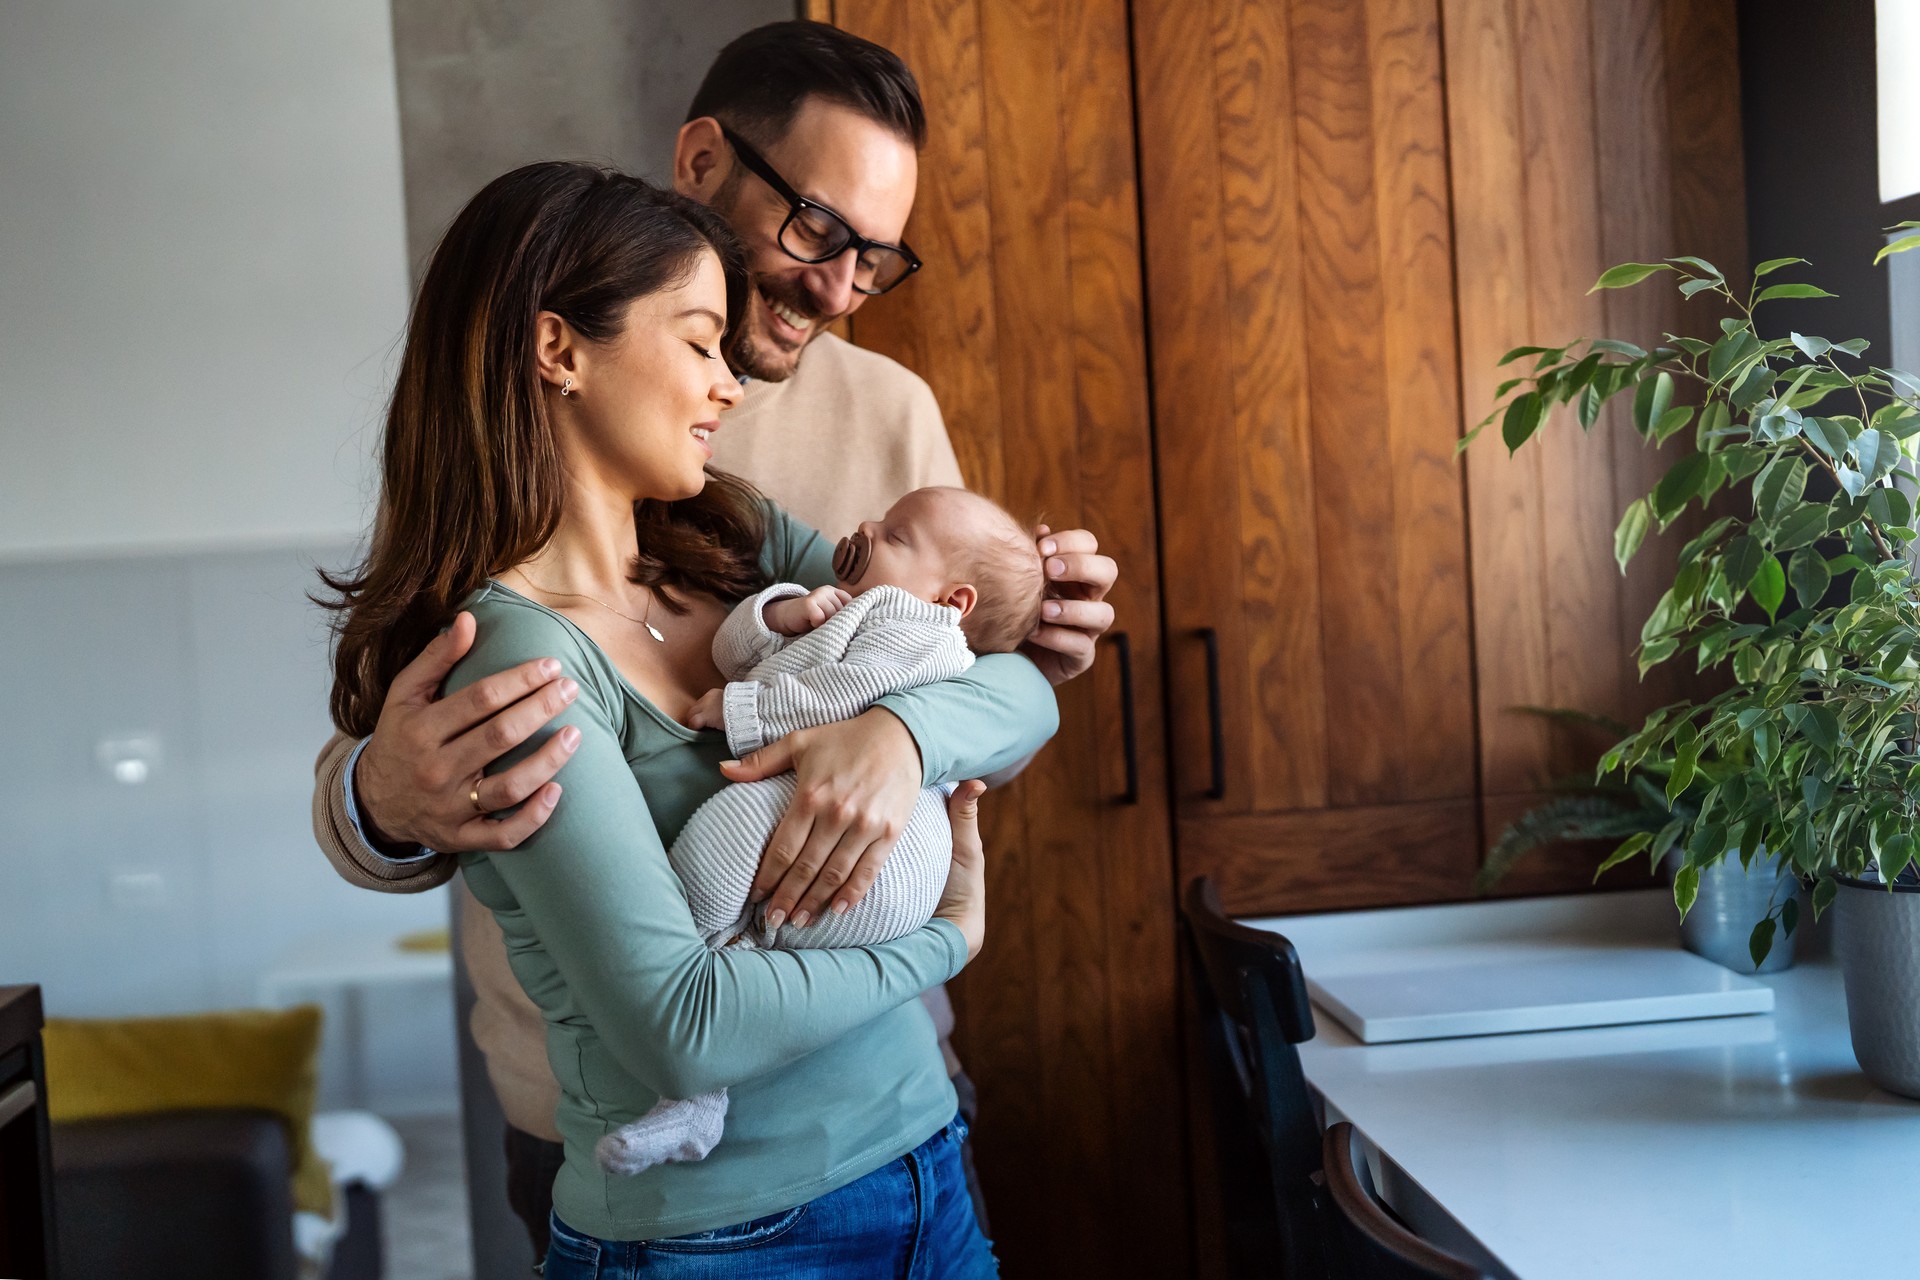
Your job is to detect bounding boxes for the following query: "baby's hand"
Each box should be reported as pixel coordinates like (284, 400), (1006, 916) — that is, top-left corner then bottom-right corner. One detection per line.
(683, 689), (726, 731)
(765, 586), (852, 636)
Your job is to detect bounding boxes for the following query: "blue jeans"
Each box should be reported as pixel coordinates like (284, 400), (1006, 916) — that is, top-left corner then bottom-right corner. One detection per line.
(545, 1115), (997, 1279)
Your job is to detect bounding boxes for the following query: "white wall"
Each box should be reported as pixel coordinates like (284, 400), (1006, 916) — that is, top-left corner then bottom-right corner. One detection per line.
(0, 0), (410, 559)
(0, 1), (454, 1113)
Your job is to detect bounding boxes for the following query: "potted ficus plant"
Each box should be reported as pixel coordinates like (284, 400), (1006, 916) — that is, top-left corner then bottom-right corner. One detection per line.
(1473, 710), (1804, 973)
(1469, 231), (1920, 1097)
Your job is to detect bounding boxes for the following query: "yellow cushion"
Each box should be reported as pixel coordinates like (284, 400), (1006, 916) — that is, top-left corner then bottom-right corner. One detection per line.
(42, 1005), (333, 1217)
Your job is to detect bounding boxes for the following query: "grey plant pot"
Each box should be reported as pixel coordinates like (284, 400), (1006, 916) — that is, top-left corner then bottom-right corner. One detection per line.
(1835, 875), (1920, 1099)
(1663, 850), (1802, 973)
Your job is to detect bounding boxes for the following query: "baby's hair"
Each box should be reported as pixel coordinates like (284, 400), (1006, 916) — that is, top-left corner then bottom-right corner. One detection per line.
(940, 490), (1047, 654)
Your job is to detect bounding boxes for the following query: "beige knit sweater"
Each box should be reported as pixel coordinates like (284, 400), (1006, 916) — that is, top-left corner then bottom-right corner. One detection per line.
(310, 334), (966, 1142)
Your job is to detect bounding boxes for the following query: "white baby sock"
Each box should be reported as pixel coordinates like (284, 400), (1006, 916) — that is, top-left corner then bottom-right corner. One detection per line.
(594, 1089), (730, 1175)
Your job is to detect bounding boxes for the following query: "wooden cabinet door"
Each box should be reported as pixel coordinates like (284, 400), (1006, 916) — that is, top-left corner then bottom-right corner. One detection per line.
(1136, 0), (1483, 916)
(813, 3), (1187, 1276)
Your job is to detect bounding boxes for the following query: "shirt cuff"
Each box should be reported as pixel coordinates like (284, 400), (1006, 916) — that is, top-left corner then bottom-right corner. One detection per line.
(341, 738), (440, 866)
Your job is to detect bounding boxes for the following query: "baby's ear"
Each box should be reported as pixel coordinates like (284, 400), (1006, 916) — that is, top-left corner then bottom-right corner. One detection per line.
(941, 583), (977, 619)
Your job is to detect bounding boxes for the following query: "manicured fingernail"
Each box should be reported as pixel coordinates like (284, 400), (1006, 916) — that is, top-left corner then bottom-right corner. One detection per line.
(791, 910), (811, 928)
(541, 659), (561, 678)
(721, 760), (741, 769)
(1040, 538), (1058, 556)
(765, 909), (786, 931)
(832, 899), (849, 916)
(560, 679), (578, 702)
(560, 726), (581, 751)
(1047, 557), (1066, 577)
(1043, 601), (1062, 620)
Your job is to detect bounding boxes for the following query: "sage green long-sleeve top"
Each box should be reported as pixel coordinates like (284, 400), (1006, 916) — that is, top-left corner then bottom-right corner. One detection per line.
(447, 507), (1058, 1241)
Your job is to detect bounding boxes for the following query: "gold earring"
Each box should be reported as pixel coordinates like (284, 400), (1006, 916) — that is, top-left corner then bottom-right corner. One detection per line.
(561, 377), (574, 396)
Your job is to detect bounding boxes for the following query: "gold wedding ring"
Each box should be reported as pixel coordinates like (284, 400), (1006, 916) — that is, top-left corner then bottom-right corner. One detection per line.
(470, 785), (485, 813)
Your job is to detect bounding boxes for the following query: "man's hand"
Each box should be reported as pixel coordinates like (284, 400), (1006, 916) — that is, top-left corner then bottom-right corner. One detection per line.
(683, 689), (726, 731)
(719, 708), (924, 931)
(765, 585), (852, 636)
(1022, 525), (1117, 685)
(934, 780), (988, 961)
(354, 611), (580, 853)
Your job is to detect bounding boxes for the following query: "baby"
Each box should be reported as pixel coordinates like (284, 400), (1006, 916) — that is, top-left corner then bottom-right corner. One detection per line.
(596, 486), (1048, 1175)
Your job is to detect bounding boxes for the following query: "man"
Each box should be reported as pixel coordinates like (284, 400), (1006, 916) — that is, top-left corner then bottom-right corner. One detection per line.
(310, 21), (1116, 1264)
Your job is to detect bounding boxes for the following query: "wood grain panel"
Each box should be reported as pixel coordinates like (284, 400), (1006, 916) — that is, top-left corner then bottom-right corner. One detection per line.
(1137, 0), (1257, 812)
(1212, 0), (1330, 813)
(1365, 0), (1477, 800)
(1291, 0), (1413, 807)
(1179, 799), (1482, 916)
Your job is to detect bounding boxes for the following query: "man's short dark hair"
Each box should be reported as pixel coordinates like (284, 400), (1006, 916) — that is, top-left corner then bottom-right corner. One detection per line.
(687, 20), (926, 150)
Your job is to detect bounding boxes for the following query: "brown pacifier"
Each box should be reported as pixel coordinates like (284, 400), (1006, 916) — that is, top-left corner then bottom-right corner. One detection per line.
(833, 530), (872, 584)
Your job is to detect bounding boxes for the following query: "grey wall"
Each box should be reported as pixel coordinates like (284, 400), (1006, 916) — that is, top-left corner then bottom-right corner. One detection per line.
(390, 0), (798, 274)
(0, 0), (454, 1116)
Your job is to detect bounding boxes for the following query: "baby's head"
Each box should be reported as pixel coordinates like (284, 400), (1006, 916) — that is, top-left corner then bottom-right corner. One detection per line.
(832, 487), (1046, 654)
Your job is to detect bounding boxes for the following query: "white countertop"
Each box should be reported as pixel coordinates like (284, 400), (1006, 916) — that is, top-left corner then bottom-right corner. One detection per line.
(1247, 891), (1920, 1280)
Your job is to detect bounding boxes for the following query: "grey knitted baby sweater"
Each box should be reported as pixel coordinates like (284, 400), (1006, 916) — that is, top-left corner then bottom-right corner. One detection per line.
(596, 583), (974, 1176)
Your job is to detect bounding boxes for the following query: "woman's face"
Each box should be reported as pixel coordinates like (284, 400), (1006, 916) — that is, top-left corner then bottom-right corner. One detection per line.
(555, 250), (743, 503)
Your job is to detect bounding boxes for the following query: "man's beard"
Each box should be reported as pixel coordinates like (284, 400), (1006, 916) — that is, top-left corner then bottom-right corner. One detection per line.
(725, 274), (825, 383)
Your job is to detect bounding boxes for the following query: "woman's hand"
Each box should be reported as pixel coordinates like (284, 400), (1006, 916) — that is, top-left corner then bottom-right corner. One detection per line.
(719, 708), (925, 931)
(935, 780), (988, 961)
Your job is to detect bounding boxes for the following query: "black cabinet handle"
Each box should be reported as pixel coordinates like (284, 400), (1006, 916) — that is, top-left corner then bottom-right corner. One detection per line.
(1112, 631), (1139, 805)
(1200, 627), (1225, 800)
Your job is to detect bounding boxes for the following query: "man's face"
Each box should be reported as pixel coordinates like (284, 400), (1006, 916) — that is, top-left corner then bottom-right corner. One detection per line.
(702, 98), (918, 382)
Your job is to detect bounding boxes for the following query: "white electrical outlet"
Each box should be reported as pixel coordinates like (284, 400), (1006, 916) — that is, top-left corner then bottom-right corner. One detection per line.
(95, 733), (163, 785)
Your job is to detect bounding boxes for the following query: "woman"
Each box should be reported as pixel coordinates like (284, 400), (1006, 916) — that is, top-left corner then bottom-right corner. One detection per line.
(320, 163), (1055, 1275)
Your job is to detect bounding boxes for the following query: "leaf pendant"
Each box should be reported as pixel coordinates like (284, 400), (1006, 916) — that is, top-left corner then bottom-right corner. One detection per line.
(645, 623), (666, 643)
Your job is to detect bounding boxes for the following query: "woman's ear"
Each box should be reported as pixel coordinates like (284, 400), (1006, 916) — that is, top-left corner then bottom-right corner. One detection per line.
(534, 311), (581, 394)
(940, 583), (978, 619)
(674, 117), (731, 200)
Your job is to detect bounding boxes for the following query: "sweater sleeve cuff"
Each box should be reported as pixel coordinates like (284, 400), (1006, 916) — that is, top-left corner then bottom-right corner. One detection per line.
(723, 681), (767, 758)
(341, 738), (439, 866)
(925, 918), (971, 983)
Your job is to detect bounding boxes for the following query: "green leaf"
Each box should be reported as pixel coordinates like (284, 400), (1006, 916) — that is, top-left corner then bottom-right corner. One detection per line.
(1708, 330), (1763, 385)
(1577, 381), (1604, 428)
(1653, 404), (1695, 442)
(1756, 282), (1837, 302)
(1679, 517), (1736, 566)
(1497, 345), (1551, 366)
(1755, 456), (1807, 522)
(1590, 262), (1673, 292)
(1652, 452), (1710, 520)
(1753, 721), (1778, 766)
(1722, 534), (1764, 588)
(1695, 399), (1732, 447)
(1594, 831), (1654, 881)
(1589, 339), (1648, 358)
(1782, 896), (1800, 937)
(1833, 338), (1871, 357)
(1868, 486), (1913, 527)
(1614, 498), (1651, 574)
(1748, 918), (1777, 969)
(1680, 277), (1722, 298)
(1731, 363), (1773, 412)
(1751, 555), (1786, 619)
(1812, 876), (1837, 918)
(1802, 705), (1840, 753)
(1667, 739), (1701, 803)
(1882, 833), (1916, 884)
(1674, 863), (1702, 920)
(1875, 232), (1920, 265)
(1855, 428), (1897, 483)
(1788, 546), (1831, 607)
(1789, 332), (1832, 360)
(1754, 257), (1809, 278)
(1804, 417), (1853, 458)
(1668, 255), (1724, 280)
(1770, 503), (1830, 551)
(1633, 371), (1675, 434)
(1502, 391), (1545, 452)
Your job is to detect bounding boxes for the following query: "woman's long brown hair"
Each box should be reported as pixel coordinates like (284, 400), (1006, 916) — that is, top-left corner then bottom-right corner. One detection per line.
(319, 162), (767, 737)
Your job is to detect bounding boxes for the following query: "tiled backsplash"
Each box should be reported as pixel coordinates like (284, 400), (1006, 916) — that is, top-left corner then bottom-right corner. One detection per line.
(0, 542), (458, 1112)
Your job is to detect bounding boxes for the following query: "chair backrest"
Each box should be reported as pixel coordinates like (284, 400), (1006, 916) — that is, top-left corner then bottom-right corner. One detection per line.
(1321, 1122), (1491, 1280)
(1180, 876), (1324, 1279)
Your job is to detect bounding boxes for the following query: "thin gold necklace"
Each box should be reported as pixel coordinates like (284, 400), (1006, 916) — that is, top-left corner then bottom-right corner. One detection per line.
(514, 573), (666, 642)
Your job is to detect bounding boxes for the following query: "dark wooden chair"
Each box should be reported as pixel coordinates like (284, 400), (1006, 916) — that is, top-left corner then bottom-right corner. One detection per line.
(1181, 876), (1326, 1279)
(1321, 1122), (1491, 1280)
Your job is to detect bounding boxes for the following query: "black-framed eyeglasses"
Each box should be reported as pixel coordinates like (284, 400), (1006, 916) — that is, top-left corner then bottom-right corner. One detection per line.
(721, 125), (922, 296)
